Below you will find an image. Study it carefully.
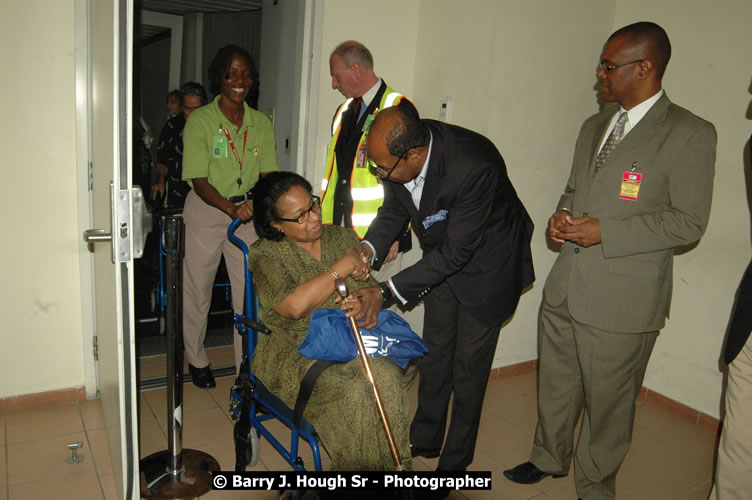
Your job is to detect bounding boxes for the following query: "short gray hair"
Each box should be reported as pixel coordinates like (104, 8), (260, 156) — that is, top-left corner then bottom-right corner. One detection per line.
(331, 40), (374, 71)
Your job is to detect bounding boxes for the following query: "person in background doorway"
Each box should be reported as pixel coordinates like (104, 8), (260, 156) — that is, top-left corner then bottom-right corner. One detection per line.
(181, 45), (279, 388)
(152, 82), (208, 207)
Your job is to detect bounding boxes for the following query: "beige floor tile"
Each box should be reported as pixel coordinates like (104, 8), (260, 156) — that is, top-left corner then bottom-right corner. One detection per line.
(631, 437), (714, 489)
(494, 391), (539, 437)
(0, 415), (5, 445)
(158, 406), (233, 450)
(138, 391), (155, 421)
(144, 383), (219, 419)
(207, 345), (236, 369)
(9, 469), (102, 500)
(628, 423), (666, 454)
(5, 404), (83, 444)
(618, 449), (694, 499)
(475, 411), (532, 456)
(498, 371), (538, 395)
(634, 401), (698, 438)
(198, 437), (268, 473)
(207, 375), (236, 408)
(138, 354), (167, 380)
(98, 464), (119, 500)
(0, 483), (5, 500)
(139, 417), (167, 459)
(0, 445), (6, 486)
(87, 428), (112, 468)
(667, 424), (719, 460)
(79, 399), (105, 431)
(6, 431), (93, 485)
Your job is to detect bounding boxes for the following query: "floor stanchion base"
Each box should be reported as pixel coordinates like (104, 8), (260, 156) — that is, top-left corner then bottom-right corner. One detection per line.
(139, 448), (220, 499)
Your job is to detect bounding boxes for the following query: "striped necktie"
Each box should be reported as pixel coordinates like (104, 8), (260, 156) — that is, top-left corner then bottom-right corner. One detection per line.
(594, 112), (628, 173)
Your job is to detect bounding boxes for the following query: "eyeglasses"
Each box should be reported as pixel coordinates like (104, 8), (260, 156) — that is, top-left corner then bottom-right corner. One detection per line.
(599, 59), (643, 72)
(277, 195), (321, 224)
(373, 154), (404, 181)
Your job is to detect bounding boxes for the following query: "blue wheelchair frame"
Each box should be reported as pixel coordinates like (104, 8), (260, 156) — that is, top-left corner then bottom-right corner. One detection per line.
(226, 218), (323, 472)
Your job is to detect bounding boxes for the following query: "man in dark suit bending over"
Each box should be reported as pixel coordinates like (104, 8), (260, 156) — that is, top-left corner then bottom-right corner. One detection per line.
(353, 105), (534, 497)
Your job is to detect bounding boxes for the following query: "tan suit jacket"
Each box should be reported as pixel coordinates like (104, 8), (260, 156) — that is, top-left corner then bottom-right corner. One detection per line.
(543, 94), (716, 333)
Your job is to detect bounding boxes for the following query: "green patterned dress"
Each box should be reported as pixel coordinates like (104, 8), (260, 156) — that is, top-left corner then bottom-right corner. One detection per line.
(248, 225), (412, 470)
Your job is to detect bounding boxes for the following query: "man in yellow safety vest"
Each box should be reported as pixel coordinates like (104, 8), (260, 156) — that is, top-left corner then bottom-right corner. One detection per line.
(321, 40), (414, 265)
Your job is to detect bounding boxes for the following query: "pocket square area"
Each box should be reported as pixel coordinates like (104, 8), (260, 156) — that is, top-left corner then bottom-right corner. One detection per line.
(422, 209), (448, 229)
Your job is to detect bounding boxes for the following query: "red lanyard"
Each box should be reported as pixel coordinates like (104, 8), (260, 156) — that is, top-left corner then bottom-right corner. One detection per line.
(223, 127), (248, 172)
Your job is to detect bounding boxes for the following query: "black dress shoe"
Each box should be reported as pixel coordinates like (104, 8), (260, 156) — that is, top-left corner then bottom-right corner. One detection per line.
(410, 445), (441, 458)
(503, 461), (566, 484)
(188, 364), (216, 389)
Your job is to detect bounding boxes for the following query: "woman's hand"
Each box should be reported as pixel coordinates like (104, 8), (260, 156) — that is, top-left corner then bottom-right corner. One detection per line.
(341, 247), (370, 281)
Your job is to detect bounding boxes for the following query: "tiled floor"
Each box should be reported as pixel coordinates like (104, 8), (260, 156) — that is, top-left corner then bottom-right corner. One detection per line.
(1, 352), (719, 499)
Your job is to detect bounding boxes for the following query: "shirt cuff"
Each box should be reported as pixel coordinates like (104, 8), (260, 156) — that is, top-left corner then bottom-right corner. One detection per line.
(361, 240), (378, 265)
(388, 278), (408, 305)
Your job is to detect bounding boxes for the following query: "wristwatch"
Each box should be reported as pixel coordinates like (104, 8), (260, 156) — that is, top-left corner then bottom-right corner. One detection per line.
(378, 282), (395, 308)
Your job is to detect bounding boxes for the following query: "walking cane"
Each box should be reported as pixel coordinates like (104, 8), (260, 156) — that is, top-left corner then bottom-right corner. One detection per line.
(334, 278), (404, 471)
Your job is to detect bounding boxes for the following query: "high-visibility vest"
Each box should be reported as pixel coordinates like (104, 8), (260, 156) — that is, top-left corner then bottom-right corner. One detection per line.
(321, 87), (405, 237)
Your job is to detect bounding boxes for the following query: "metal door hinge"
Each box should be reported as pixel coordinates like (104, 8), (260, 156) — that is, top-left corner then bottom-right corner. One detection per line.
(93, 335), (98, 361)
(88, 162), (93, 191)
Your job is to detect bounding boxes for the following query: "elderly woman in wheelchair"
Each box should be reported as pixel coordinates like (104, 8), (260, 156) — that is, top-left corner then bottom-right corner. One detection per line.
(247, 171), (419, 470)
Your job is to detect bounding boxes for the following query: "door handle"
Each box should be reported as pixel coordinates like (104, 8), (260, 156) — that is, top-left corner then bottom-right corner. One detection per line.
(83, 229), (113, 243)
(83, 228), (112, 254)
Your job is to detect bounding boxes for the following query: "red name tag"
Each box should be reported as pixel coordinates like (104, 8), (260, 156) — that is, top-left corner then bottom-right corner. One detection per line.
(619, 171), (642, 201)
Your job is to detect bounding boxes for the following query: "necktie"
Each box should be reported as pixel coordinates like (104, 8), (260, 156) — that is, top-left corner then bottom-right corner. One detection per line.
(594, 111), (628, 173)
(350, 97), (363, 127)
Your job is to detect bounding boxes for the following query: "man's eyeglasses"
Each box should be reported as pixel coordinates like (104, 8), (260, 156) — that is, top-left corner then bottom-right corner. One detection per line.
(373, 154), (404, 181)
(277, 195), (321, 224)
(599, 59), (643, 72)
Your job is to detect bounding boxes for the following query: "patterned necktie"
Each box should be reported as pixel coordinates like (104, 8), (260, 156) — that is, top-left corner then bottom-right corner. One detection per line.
(594, 111), (628, 173)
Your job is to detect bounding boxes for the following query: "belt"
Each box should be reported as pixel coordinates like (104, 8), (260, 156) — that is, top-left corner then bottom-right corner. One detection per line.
(228, 191), (253, 203)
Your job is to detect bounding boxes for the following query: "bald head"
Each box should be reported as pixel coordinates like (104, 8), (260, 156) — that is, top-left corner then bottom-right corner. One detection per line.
(609, 21), (671, 79)
(331, 40), (374, 71)
(372, 106), (429, 158)
(367, 106), (430, 183)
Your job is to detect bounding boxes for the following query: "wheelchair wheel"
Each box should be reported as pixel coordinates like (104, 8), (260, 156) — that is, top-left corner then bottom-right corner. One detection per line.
(248, 427), (260, 466)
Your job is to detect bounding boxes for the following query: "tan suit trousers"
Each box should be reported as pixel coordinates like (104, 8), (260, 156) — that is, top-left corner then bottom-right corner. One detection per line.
(711, 335), (752, 499)
(530, 297), (657, 500)
(182, 190), (257, 372)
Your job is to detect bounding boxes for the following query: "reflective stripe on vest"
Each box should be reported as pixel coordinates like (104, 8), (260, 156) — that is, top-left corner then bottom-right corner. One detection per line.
(321, 86), (406, 238)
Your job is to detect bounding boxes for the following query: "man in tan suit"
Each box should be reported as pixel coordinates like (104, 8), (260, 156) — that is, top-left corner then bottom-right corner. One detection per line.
(504, 22), (716, 499)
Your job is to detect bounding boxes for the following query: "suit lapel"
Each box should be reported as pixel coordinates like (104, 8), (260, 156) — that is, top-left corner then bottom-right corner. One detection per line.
(605, 94), (671, 167)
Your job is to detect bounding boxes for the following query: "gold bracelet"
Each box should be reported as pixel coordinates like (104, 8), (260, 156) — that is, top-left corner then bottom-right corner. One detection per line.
(325, 268), (340, 280)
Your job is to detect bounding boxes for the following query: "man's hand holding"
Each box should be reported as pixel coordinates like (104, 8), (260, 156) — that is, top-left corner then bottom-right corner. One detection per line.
(341, 286), (382, 330)
(559, 216), (602, 247)
(548, 209), (573, 244)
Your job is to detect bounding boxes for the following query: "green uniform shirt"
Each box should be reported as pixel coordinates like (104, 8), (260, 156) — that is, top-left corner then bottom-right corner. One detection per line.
(182, 95), (279, 198)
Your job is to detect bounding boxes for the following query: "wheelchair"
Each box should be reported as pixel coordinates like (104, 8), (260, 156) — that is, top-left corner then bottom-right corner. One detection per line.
(226, 218), (324, 474)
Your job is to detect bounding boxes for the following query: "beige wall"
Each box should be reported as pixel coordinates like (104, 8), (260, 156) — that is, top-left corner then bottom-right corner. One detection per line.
(0, 0), (84, 398)
(411, 0), (616, 373)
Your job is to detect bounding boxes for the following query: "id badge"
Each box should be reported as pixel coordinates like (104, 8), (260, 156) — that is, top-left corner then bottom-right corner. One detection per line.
(356, 143), (368, 168)
(619, 171), (642, 201)
(213, 136), (227, 158)
(362, 114), (375, 133)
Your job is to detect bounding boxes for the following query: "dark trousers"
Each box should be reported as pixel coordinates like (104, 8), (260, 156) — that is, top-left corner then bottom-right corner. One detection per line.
(410, 281), (502, 471)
